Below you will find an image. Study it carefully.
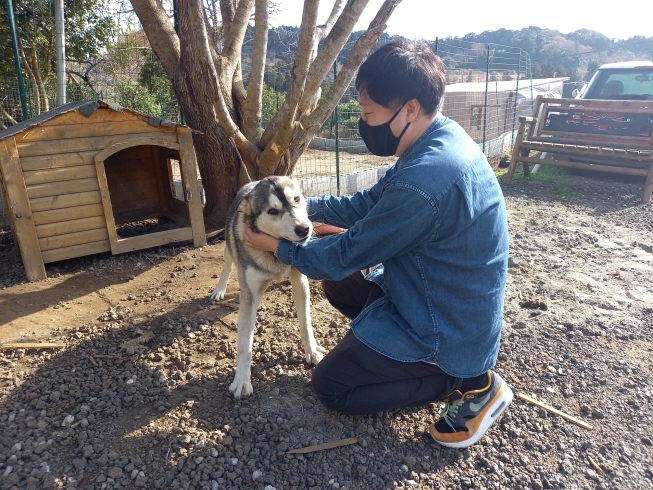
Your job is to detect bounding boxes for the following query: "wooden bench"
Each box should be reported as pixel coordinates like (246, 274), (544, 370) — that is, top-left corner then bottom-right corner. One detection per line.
(505, 96), (653, 202)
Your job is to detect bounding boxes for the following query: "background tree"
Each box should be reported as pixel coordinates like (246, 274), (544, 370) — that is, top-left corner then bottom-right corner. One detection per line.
(0, 0), (115, 114)
(130, 0), (402, 230)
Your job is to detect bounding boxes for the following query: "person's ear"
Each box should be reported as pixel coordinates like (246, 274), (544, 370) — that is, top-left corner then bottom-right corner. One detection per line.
(404, 99), (421, 122)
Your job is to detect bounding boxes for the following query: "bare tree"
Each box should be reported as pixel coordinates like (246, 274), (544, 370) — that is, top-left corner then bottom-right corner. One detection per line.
(129, 0), (402, 230)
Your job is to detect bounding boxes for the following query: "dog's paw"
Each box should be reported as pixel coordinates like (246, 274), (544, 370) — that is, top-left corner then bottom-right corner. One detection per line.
(305, 344), (327, 365)
(228, 378), (253, 398)
(210, 287), (226, 301)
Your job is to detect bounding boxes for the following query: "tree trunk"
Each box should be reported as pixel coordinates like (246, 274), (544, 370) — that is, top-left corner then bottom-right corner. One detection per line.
(131, 0), (402, 230)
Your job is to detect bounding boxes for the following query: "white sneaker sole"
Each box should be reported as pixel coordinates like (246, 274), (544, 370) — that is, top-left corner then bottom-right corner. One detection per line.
(432, 382), (514, 449)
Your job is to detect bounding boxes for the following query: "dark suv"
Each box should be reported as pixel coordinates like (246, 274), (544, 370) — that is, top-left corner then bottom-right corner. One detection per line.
(576, 61), (653, 100)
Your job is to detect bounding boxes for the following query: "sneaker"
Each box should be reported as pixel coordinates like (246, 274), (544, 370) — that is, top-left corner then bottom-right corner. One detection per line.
(428, 371), (513, 448)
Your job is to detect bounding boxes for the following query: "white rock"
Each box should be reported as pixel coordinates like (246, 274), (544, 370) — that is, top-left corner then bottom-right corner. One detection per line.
(264, 486), (277, 490)
(126, 378), (134, 385)
(61, 414), (75, 427)
(252, 470), (263, 480)
(231, 458), (238, 465)
(2, 466), (12, 478)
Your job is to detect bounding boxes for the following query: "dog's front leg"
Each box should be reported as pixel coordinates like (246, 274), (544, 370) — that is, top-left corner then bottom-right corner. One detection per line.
(289, 267), (326, 365)
(210, 246), (233, 301)
(229, 269), (269, 398)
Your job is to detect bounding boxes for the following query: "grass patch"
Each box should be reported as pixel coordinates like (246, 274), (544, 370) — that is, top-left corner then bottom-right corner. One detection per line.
(496, 159), (575, 200)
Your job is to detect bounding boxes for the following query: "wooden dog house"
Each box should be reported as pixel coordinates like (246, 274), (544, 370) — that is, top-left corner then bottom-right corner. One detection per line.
(0, 100), (206, 281)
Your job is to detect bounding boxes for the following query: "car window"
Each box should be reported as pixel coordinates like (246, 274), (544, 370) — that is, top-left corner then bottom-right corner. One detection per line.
(593, 70), (653, 99)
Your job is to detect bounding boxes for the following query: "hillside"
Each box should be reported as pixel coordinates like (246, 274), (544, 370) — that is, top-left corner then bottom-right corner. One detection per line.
(256, 25), (653, 83)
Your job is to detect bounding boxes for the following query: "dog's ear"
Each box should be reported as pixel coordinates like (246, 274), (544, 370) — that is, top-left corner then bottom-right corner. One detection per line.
(237, 196), (251, 215)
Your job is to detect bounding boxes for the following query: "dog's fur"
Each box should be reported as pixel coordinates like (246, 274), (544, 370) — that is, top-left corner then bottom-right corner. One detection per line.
(210, 176), (325, 397)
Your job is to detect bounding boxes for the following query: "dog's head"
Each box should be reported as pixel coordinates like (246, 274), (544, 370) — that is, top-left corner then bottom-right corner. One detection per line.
(239, 176), (312, 244)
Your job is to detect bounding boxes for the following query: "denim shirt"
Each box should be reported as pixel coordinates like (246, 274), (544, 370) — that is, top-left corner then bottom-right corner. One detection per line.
(275, 115), (509, 378)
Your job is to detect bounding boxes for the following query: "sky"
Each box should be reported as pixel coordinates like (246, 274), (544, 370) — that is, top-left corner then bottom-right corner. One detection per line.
(270, 0), (653, 42)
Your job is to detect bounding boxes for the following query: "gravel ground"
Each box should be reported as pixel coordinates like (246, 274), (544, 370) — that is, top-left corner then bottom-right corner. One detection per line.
(0, 170), (652, 490)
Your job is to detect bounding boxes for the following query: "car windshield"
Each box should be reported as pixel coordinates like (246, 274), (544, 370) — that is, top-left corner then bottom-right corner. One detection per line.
(592, 69), (653, 100)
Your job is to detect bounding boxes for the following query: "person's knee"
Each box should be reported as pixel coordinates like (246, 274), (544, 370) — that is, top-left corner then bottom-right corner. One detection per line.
(311, 359), (346, 411)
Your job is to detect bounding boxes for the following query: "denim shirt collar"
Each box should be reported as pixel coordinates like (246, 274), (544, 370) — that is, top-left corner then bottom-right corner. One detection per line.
(396, 113), (446, 169)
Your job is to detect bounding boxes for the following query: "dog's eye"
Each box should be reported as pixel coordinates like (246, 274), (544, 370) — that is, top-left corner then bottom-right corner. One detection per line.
(267, 208), (279, 216)
(294, 196), (300, 203)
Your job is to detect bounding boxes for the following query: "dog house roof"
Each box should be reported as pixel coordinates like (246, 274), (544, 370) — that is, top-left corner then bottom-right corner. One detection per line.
(0, 100), (182, 143)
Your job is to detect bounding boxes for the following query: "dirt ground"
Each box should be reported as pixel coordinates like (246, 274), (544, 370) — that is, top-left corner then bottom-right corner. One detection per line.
(0, 168), (652, 490)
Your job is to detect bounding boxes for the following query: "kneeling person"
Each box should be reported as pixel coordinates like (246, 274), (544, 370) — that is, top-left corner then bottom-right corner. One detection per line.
(245, 39), (512, 448)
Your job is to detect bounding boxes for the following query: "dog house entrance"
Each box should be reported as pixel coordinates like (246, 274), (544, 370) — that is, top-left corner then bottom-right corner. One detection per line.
(95, 138), (203, 255)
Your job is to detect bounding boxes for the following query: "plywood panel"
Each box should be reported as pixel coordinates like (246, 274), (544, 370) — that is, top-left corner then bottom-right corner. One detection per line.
(177, 128), (206, 247)
(94, 158), (118, 250)
(21, 151), (98, 172)
(27, 178), (100, 200)
(18, 119), (173, 143)
(23, 165), (97, 185)
(16, 131), (178, 158)
(36, 216), (106, 239)
(111, 227), (193, 254)
(39, 227), (109, 251)
(0, 138), (46, 280)
(41, 239), (110, 263)
(38, 108), (141, 126)
(33, 203), (105, 226)
(29, 191), (103, 213)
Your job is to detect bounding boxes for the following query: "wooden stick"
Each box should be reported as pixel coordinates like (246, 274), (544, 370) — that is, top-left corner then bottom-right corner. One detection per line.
(587, 455), (604, 475)
(288, 437), (358, 454)
(517, 393), (593, 430)
(1, 343), (65, 350)
(88, 355), (99, 367)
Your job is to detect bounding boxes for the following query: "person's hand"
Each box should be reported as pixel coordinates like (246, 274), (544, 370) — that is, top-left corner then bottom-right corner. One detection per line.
(244, 226), (280, 253)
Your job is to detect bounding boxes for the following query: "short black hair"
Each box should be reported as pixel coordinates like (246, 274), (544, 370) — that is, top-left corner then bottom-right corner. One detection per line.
(355, 39), (446, 116)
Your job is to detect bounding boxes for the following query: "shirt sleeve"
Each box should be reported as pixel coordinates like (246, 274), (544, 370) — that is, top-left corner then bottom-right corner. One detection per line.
(306, 168), (393, 228)
(276, 182), (439, 281)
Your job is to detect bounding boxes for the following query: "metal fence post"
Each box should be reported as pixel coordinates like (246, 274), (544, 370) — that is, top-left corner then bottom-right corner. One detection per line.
(482, 44), (490, 154)
(512, 52), (521, 142)
(6, 0), (29, 120)
(334, 62), (341, 196)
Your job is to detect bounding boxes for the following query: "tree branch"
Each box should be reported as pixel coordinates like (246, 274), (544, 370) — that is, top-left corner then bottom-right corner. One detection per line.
(298, 0), (371, 116)
(130, 0), (181, 77)
(219, 0), (236, 40)
(179, 0), (261, 164)
(259, 0), (319, 172)
(316, 0), (347, 40)
(221, 0), (254, 70)
(242, 0), (269, 142)
(294, 0), (403, 152)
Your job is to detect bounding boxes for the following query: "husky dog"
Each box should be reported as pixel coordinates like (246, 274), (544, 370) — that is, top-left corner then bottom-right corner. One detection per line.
(210, 176), (325, 398)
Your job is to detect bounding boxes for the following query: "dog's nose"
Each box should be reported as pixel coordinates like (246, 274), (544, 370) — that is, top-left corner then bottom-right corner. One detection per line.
(295, 225), (310, 238)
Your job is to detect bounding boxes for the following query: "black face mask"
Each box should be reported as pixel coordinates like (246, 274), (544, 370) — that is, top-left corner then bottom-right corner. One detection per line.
(358, 106), (411, 157)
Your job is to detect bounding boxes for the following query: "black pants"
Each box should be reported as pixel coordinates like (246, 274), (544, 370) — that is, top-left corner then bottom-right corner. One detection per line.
(311, 271), (463, 415)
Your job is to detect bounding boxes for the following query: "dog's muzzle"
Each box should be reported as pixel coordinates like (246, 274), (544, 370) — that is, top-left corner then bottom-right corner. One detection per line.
(294, 224), (310, 239)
